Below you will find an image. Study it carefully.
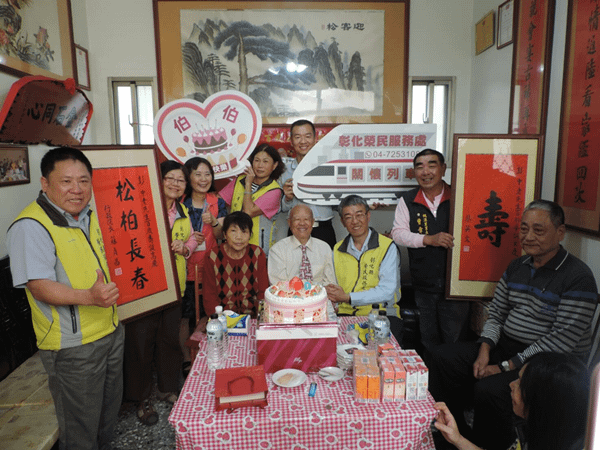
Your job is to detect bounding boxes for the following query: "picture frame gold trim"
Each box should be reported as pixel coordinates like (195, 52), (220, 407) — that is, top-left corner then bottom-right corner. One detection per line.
(153, 0), (409, 125)
(81, 145), (180, 322)
(476, 10), (495, 55)
(446, 134), (543, 300)
(0, 0), (75, 81)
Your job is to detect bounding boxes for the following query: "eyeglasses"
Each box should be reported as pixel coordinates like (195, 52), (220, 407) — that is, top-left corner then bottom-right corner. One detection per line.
(343, 212), (368, 222)
(164, 176), (186, 185)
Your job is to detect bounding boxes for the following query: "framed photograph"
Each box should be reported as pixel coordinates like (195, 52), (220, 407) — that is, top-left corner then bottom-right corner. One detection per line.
(153, 0), (409, 124)
(0, 0), (75, 80)
(446, 134), (543, 300)
(74, 45), (90, 90)
(81, 145), (180, 322)
(497, 0), (514, 49)
(556, 0), (600, 235)
(508, 0), (555, 134)
(0, 145), (30, 188)
(476, 10), (495, 55)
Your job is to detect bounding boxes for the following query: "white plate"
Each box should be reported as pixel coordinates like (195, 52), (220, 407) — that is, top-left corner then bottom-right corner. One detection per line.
(337, 344), (364, 357)
(272, 369), (307, 388)
(318, 367), (345, 382)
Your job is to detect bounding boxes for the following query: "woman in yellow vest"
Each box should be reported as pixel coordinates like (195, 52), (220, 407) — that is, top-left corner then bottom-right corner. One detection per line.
(123, 160), (197, 426)
(219, 144), (285, 256)
(181, 157), (227, 376)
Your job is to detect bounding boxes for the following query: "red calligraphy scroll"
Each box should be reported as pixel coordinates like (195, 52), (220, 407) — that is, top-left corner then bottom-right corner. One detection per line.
(561, 2), (600, 211)
(459, 154), (528, 282)
(510, 0), (553, 134)
(93, 166), (168, 305)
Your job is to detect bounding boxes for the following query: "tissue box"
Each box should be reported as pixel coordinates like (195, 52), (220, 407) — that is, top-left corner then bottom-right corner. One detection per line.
(256, 321), (338, 373)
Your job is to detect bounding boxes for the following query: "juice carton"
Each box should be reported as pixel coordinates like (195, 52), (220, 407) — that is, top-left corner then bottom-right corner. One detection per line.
(416, 362), (429, 400)
(393, 360), (407, 401)
(404, 362), (418, 400)
(379, 360), (395, 401)
(377, 342), (395, 355)
(353, 358), (369, 402)
(399, 355), (419, 365)
(367, 363), (381, 402)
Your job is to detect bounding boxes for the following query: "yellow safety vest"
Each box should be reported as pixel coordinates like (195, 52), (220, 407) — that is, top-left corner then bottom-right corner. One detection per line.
(230, 176), (281, 250)
(172, 202), (192, 293)
(334, 230), (401, 316)
(12, 200), (118, 350)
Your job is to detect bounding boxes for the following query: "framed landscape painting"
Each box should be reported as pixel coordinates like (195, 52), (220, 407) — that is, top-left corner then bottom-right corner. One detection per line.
(0, 0), (75, 80)
(153, 0), (409, 124)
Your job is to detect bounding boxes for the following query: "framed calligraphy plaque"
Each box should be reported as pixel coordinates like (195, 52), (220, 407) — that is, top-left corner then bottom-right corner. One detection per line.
(446, 134), (543, 300)
(153, 0), (409, 124)
(508, 0), (555, 134)
(497, 0), (515, 50)
(81, 145), (180, 322)
(556, 0), (600, 235)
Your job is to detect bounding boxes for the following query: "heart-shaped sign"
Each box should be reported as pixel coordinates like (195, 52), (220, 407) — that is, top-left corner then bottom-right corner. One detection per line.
(154, 91), (261, 179)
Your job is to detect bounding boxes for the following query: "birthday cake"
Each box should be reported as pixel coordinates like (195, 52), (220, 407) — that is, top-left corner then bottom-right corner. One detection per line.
(264, 277), (327, 324)
(191, 127), (228, 154)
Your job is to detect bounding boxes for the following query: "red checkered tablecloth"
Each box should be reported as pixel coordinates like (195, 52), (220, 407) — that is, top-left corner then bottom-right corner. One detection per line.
(169, 317), (437, 450)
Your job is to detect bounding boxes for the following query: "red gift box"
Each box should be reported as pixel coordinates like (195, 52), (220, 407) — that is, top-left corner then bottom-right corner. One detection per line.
(256, 321), (338, 373)
(214, 365), (268, 412)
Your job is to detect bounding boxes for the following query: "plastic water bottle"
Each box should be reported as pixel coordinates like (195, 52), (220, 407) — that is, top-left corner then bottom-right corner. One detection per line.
(372, 310), (391, 346)
(215, 305), (229, 357)
(367, 304), (380, 348)
(206, 313), (224, 370)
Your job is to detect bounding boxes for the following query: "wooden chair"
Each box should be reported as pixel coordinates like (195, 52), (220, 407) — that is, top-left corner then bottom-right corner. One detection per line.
(185, 264), (203, 364)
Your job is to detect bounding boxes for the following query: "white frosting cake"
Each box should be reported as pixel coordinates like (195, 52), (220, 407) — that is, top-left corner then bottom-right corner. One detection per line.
(264, 277), (327, 323)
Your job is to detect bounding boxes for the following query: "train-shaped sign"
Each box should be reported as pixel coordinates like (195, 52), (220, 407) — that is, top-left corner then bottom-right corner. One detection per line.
(292, 124), (438, 205)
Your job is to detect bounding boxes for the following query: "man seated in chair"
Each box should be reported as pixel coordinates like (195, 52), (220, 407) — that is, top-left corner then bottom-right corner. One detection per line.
(325, 194), (404, 344)
(428, 199), (598, 450)
(268, 204), (336, 286)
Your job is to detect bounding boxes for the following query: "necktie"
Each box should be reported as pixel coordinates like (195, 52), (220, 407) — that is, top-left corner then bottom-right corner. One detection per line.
(299, 245), (313, 281)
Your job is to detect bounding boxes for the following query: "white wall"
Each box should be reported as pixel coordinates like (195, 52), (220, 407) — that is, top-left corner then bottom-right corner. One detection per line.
(409, 0), (473, 135)
(83, 0), (157, 145)
(469, 0), (513, 133)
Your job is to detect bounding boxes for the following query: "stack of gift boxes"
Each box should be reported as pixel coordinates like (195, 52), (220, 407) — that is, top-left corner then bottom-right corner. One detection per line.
(352, 345), (429, 402)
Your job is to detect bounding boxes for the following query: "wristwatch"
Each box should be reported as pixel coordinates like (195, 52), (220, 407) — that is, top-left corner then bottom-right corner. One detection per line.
(498, 360), (511, 372)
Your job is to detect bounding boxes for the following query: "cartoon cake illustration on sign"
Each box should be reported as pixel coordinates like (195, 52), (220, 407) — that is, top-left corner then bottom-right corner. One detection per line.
(191, 127), (228, 154)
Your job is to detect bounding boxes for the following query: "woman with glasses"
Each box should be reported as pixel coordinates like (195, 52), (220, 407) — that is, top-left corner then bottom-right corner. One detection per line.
(219, 144), (285, 256)
(123, 160), (197, 426)
(180, 157), (227, 377)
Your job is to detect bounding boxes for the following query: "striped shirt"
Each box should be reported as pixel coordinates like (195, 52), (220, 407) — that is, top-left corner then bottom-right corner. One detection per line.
(479, 246), (598, 368)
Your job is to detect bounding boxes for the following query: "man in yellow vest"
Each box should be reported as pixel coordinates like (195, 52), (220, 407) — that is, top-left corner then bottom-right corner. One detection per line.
(7, 147), (123, 450)
(326, 194), (403, 344)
